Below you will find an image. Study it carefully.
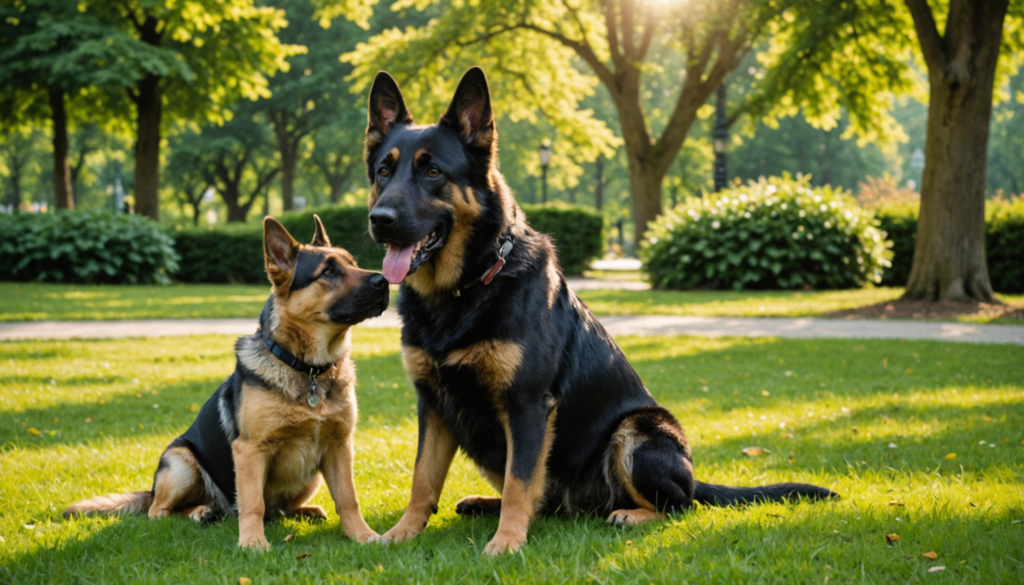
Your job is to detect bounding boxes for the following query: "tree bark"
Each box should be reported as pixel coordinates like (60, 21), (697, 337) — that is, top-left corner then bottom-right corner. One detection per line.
(133, 74), (162, 220)
(49, 87), (74, 210)
(271, 113), (296, 211)
(903, 0), (1007, 302)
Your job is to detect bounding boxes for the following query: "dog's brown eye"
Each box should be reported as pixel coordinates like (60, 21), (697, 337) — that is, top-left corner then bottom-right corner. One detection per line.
(322, 268), (334, 276)
(427, 167), (440, 178)
(378, 166), (389, 178)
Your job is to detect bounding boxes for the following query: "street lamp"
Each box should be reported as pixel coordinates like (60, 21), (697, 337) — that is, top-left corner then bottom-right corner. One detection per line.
(712, 83), (728, 192)
(538, 142), (552, 204)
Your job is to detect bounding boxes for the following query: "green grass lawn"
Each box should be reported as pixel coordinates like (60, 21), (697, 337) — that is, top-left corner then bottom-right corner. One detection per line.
(6, 282), (1023, 324)
(1, 329), (1021, 583)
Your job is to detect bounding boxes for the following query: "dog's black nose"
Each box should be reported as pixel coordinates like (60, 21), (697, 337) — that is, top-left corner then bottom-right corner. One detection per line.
(369, 274), (388, 290)
(369, 206), (397, 228)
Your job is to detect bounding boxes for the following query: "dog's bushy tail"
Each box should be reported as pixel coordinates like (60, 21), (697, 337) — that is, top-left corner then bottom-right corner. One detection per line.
(694, 481), (837, 507)
(63, 491), (153, 518)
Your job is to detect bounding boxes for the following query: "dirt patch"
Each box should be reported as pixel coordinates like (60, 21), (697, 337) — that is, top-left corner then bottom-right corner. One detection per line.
(825, 299), (1024, 322)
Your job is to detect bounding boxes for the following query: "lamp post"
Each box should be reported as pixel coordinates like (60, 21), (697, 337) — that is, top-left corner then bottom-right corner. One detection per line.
(712, 84), (728, 192)
(538, 142), (552, 204)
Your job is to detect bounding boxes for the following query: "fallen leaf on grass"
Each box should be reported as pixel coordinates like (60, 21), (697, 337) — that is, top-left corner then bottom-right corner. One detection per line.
(238, 579), (251, 585)
(742, 447), (768, 457)
(888, 500), (905, 507)
(922, 552), (938, 560)
(885, 533), (900, 545)
(284, 534), (294, 542)
(928, 566), (946, 573)
(982, 415), (992, 422)
(295, 553), (311, 560)
(945, 453), (957, 460)
(781, 433), (794, 439)
(27, 428), (41, 436)
(625, 540), (632, 546)
(187, 403), (200, 413)
(376, 565), (384, 573)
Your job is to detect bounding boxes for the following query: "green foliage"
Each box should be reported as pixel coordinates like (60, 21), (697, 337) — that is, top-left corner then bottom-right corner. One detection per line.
(521, 203), (604, 275)
(985, 196), (1024, 294)
(172, 206), (380, 284)
(0, 210), (178, 284)
(641, 177), (891, 290)
(874, 203), (918, 287)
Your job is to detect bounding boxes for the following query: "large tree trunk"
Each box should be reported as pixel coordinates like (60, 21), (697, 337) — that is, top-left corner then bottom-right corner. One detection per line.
(271, 114), (296, 211)
(133, 75), (162, 220)
(223, 185), (250, 222)
(903, 0), (1007, 302)
(49, 88), (74, 210)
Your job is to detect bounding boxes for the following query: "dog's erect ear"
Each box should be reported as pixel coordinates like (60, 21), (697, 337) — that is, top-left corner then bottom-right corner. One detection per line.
(367, 71), (413, 146)
(439, 67), (495, 148)
(310, 214), (331, 248)
(264, 217), (299, 285)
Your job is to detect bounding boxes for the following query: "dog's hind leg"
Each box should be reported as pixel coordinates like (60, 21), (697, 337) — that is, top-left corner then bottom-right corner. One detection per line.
(606, 408), (696, 526)
(282, 475), (328, 522)
(149, 446), (209, 519)
(455, 467), (504, 517)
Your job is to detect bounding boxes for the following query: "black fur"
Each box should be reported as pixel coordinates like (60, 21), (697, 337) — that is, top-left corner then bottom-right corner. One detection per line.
(368, 67), (836, 520)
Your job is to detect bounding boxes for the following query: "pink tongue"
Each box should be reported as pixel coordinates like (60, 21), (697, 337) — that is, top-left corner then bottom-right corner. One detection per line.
(383, 244), (415, 284)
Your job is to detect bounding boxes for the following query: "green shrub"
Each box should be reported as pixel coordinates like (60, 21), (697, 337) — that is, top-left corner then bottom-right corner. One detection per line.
(173, 206), (381, 284)
(640, 177), (891, 290)
(0, 210), (179, 284)
(986, 196), (1024, 293)
(874, 203), (918, 287)
(871, 197), (1024, 293)
(522, 202), (604, 275)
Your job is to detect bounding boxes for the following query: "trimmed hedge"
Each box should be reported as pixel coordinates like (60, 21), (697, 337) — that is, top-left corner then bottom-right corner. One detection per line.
(173, 207), (382, 284)
(174, 202), (604, 283)
(641, 177), (891, 290)
(521, 202), (604, 274)
(0, 210), (179, 284)
(873, 197), (1024, 293)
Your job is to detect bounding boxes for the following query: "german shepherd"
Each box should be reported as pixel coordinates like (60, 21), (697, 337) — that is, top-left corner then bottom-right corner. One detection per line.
(363, 68), (837, 555)
(64, 216), (389, 550)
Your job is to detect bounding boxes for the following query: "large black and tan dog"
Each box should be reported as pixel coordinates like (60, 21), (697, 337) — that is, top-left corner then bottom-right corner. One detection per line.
(64, 217), (389, 550)
(365, 67), (836, 555)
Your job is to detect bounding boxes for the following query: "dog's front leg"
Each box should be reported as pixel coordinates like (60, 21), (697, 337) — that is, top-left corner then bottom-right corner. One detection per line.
(377, 405), (457, 543)
(233, 439), (270, 550)
(322, 436), (378, 543)
(483, 397), (557, 556)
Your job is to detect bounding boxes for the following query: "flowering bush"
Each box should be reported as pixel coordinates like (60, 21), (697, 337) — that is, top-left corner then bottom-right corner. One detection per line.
(641, 176), (892, 290)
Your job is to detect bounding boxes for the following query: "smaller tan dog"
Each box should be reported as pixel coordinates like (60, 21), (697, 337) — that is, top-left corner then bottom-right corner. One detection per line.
(64, 216), (390, 550)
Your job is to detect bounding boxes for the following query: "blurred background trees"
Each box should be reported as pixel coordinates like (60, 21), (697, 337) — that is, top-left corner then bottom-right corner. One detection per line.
(1, 0), (1022, 298)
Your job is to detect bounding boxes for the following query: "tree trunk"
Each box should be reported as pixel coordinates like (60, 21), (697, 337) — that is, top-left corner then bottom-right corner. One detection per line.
(133, 75), (162, 220)
(271, 114), (296, 211)
(329, 176), (342, 203)
(903, 0), (1007, 302)
(49, 88), (74, 210)
(627, 158), (666, 251)
(191, 200), (202, 226)
(223, 185), (250, 222)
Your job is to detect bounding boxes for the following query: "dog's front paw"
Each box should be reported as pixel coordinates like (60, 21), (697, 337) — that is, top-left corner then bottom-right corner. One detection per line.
(238, 533), (270, 551)
(293, 505), (328, 522)
(349, 529), (380, 544)
(606, 508), (663, 526)
(482, 529), (526, 556)
(375, 521), (424, 544)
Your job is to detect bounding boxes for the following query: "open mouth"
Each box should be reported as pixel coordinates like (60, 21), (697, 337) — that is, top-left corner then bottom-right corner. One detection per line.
(382, 226), (445, 284)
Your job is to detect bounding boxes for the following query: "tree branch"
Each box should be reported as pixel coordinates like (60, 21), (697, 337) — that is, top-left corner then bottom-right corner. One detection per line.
(619, 0), (636, 61)
(603, 0), (622, 67)
(637, 3), (657, 61)
(904, 0), (945, 70)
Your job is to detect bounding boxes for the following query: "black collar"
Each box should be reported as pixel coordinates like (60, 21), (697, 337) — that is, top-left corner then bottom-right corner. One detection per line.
(453, 235), (514, 297)
(265, 336), (332, 378)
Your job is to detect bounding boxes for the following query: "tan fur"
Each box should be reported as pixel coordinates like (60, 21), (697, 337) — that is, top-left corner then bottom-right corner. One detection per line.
(545, 257), (561, 309)
(378, 409), (458, 543)
(148, 447), (208, 519)
(483, 405), (558, 555)
(606, 508), (665, 526)
(414, 148), (430, 165)
(63, 491), (153, 517)
(368, 183), (380, 210)
(406, 183), (482, 297)
(401, 345), (437, 388)
(608, 419), (657, 513)
(443, 340), (523, 395)
(388, 147), (400, 162)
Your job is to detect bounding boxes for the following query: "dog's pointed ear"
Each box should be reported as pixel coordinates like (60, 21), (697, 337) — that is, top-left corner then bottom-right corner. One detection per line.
(310, 214), (331, 248)
(264, 217), (299, 286)
(439, 67), (495, 148)
(366, 71), (413, 147)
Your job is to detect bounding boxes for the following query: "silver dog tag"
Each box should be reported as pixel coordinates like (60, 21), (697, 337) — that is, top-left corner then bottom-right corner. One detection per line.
(308, 393), (321, 407)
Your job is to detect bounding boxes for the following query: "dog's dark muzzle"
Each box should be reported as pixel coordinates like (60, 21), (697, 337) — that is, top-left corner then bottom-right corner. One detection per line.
(328, 273), (390, 324)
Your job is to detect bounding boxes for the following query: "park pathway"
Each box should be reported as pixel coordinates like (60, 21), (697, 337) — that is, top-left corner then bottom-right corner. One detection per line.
(2, 310), (1022, 345)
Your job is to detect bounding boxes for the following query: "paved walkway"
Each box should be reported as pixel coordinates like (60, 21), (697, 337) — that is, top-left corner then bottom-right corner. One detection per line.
(2, 311), (1021, 345)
